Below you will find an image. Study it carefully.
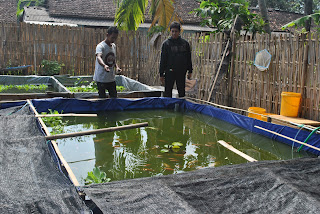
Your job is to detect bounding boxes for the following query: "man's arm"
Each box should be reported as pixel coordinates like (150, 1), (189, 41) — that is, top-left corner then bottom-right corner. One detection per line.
(96, 53), (110, 72)
(159, 42), (168, 85)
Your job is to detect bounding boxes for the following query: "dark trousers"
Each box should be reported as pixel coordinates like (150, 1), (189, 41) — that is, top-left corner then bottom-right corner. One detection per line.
(164, 70), (186, 97)
(97, 81), (117, 98)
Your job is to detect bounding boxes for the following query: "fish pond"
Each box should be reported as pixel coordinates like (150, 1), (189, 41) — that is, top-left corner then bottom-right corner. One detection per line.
(47, 109), (314, 185)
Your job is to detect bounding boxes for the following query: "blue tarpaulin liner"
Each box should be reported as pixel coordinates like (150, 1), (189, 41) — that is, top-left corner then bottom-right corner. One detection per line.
(29, 97), (320, 155)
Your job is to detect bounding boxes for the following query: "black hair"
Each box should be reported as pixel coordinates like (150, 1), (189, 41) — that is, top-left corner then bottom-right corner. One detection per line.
(107, 26), (119, 35)
(169, 21), (181, 31)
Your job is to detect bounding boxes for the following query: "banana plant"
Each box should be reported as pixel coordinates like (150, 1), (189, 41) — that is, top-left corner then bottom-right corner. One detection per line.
(282, 12), (320, 32)
(114, 0), (181, 31)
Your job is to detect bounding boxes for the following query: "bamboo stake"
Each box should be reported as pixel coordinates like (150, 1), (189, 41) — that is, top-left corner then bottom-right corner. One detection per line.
(254, 125), (320, 152)
(27, 99), (80, 187)
(217, 140), (257, 162)
(207, 15), (238, 102)
(36, 113), (98, 118)
(45, 122), (149, 140)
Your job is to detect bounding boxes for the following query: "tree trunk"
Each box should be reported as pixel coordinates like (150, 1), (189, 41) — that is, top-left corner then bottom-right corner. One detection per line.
(304, 0), (313, 32)
(258, 0), (271, 34)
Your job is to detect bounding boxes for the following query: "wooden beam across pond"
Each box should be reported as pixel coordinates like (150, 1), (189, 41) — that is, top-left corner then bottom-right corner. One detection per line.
(217, 140), (257, 162)
(36, 113), (98, 118)
(45, 122), (149, 140)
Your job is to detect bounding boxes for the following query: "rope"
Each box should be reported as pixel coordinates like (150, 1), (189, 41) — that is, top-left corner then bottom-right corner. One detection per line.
(7, 102), (29, 116)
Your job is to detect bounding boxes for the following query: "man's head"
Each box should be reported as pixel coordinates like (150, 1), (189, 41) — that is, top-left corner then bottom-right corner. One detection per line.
(106, 26), (119, 44)
(169, 21), (181, 39)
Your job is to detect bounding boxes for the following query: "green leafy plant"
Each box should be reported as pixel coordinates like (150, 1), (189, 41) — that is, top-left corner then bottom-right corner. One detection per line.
(40, 60), (63, 76)
(41, 109), (67, 135)
(161, 142), (184, 153)
(282, 12), (320, 32)
(0, 84), (48, 93)
(67, 82), (127, 93)
(193, 0), (265, 33)
(84, 167), (111, 185)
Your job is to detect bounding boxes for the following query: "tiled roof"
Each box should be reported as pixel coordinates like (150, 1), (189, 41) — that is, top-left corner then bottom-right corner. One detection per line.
(23, 6), (213, 32)
(48, 0), (201, 24)
(26, 1), (307, 32)
(250, 8), (304, 31)
(0, 0), (17, 23)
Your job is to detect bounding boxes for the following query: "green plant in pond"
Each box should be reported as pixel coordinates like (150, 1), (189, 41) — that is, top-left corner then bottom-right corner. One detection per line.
(84, 167), (111, 185)
(40, 60), (63, 76)
(161, 142), (184, 153)
(0, 84), (48, 92)
(41, 109), (67, 135)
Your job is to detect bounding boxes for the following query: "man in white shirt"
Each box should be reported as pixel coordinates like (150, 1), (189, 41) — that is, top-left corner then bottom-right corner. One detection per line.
(93, 26), (122, 98)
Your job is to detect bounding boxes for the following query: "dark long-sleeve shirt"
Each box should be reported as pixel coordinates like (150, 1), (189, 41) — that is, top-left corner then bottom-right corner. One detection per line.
(159, 36), (192, 77)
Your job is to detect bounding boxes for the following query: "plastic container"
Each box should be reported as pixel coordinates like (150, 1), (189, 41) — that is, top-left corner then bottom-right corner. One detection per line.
(280, 92), (301, 117)
(248, 107), (266, 120)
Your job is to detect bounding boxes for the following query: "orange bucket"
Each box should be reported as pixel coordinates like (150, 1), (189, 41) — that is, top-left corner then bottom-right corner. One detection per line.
(280, 92), (301, 117)
(248, 107), (266, 120)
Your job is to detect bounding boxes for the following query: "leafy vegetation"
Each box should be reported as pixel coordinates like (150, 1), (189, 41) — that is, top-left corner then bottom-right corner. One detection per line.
(161, 142), (184, 153)
(84, 167), (111, 185)
(0, 84), (48, 93)
(41, 109), (67, 135)
(40, 60), (63, 76)
(193, 0), (265, 33)
(115, 0), (180, 31)
(67, 81), (127, 93)
(282, 12), (320, 32)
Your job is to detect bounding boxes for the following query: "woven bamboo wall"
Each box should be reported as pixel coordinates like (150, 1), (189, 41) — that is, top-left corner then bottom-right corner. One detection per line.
(0, 22), (319, 121)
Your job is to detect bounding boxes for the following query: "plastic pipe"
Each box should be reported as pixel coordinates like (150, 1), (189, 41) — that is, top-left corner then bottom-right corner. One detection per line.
(297, 126), (320, 152)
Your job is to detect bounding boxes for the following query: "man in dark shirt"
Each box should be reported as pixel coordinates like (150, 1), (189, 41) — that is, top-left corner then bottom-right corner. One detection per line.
(159, 22), (193, 98)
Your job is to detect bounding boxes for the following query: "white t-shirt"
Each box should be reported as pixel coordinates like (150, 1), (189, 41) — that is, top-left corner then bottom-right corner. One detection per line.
(93, 41), (116, 83)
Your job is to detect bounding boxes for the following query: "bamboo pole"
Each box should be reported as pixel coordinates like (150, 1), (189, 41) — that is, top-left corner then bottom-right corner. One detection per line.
(36, 113), (98, 118)
(254, 125), (320, 152)
(27, 100), (80, 187)
(45, 122), (149, 140)
(207, 15), (238, 102)
(217, 140), (257, 162)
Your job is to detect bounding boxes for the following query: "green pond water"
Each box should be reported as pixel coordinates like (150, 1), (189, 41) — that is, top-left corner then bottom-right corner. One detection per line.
(51, 109), (314, 186)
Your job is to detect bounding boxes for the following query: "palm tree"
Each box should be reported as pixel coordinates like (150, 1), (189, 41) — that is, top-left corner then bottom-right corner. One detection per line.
(114, 0), (181, 31)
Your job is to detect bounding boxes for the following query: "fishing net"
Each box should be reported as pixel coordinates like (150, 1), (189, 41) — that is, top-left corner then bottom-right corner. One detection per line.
(254, 49), (272, 71)
(83, 157), (320, 214)
(0, 105), (89, 213)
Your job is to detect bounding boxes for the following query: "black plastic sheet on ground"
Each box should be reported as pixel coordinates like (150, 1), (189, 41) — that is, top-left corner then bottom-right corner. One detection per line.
(0, 106), (89, 213)
(83, 157), (320, 214)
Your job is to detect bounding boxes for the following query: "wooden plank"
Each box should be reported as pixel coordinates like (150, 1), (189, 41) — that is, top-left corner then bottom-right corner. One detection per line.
(27, 100), (80, 187)
(217, 140), (257, 162)
(269, 114), (320, 126)
(46, 122), (149, 140)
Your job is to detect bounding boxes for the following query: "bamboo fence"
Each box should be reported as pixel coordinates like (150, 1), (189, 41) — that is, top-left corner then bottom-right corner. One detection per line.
(1, 22), (320, 121)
